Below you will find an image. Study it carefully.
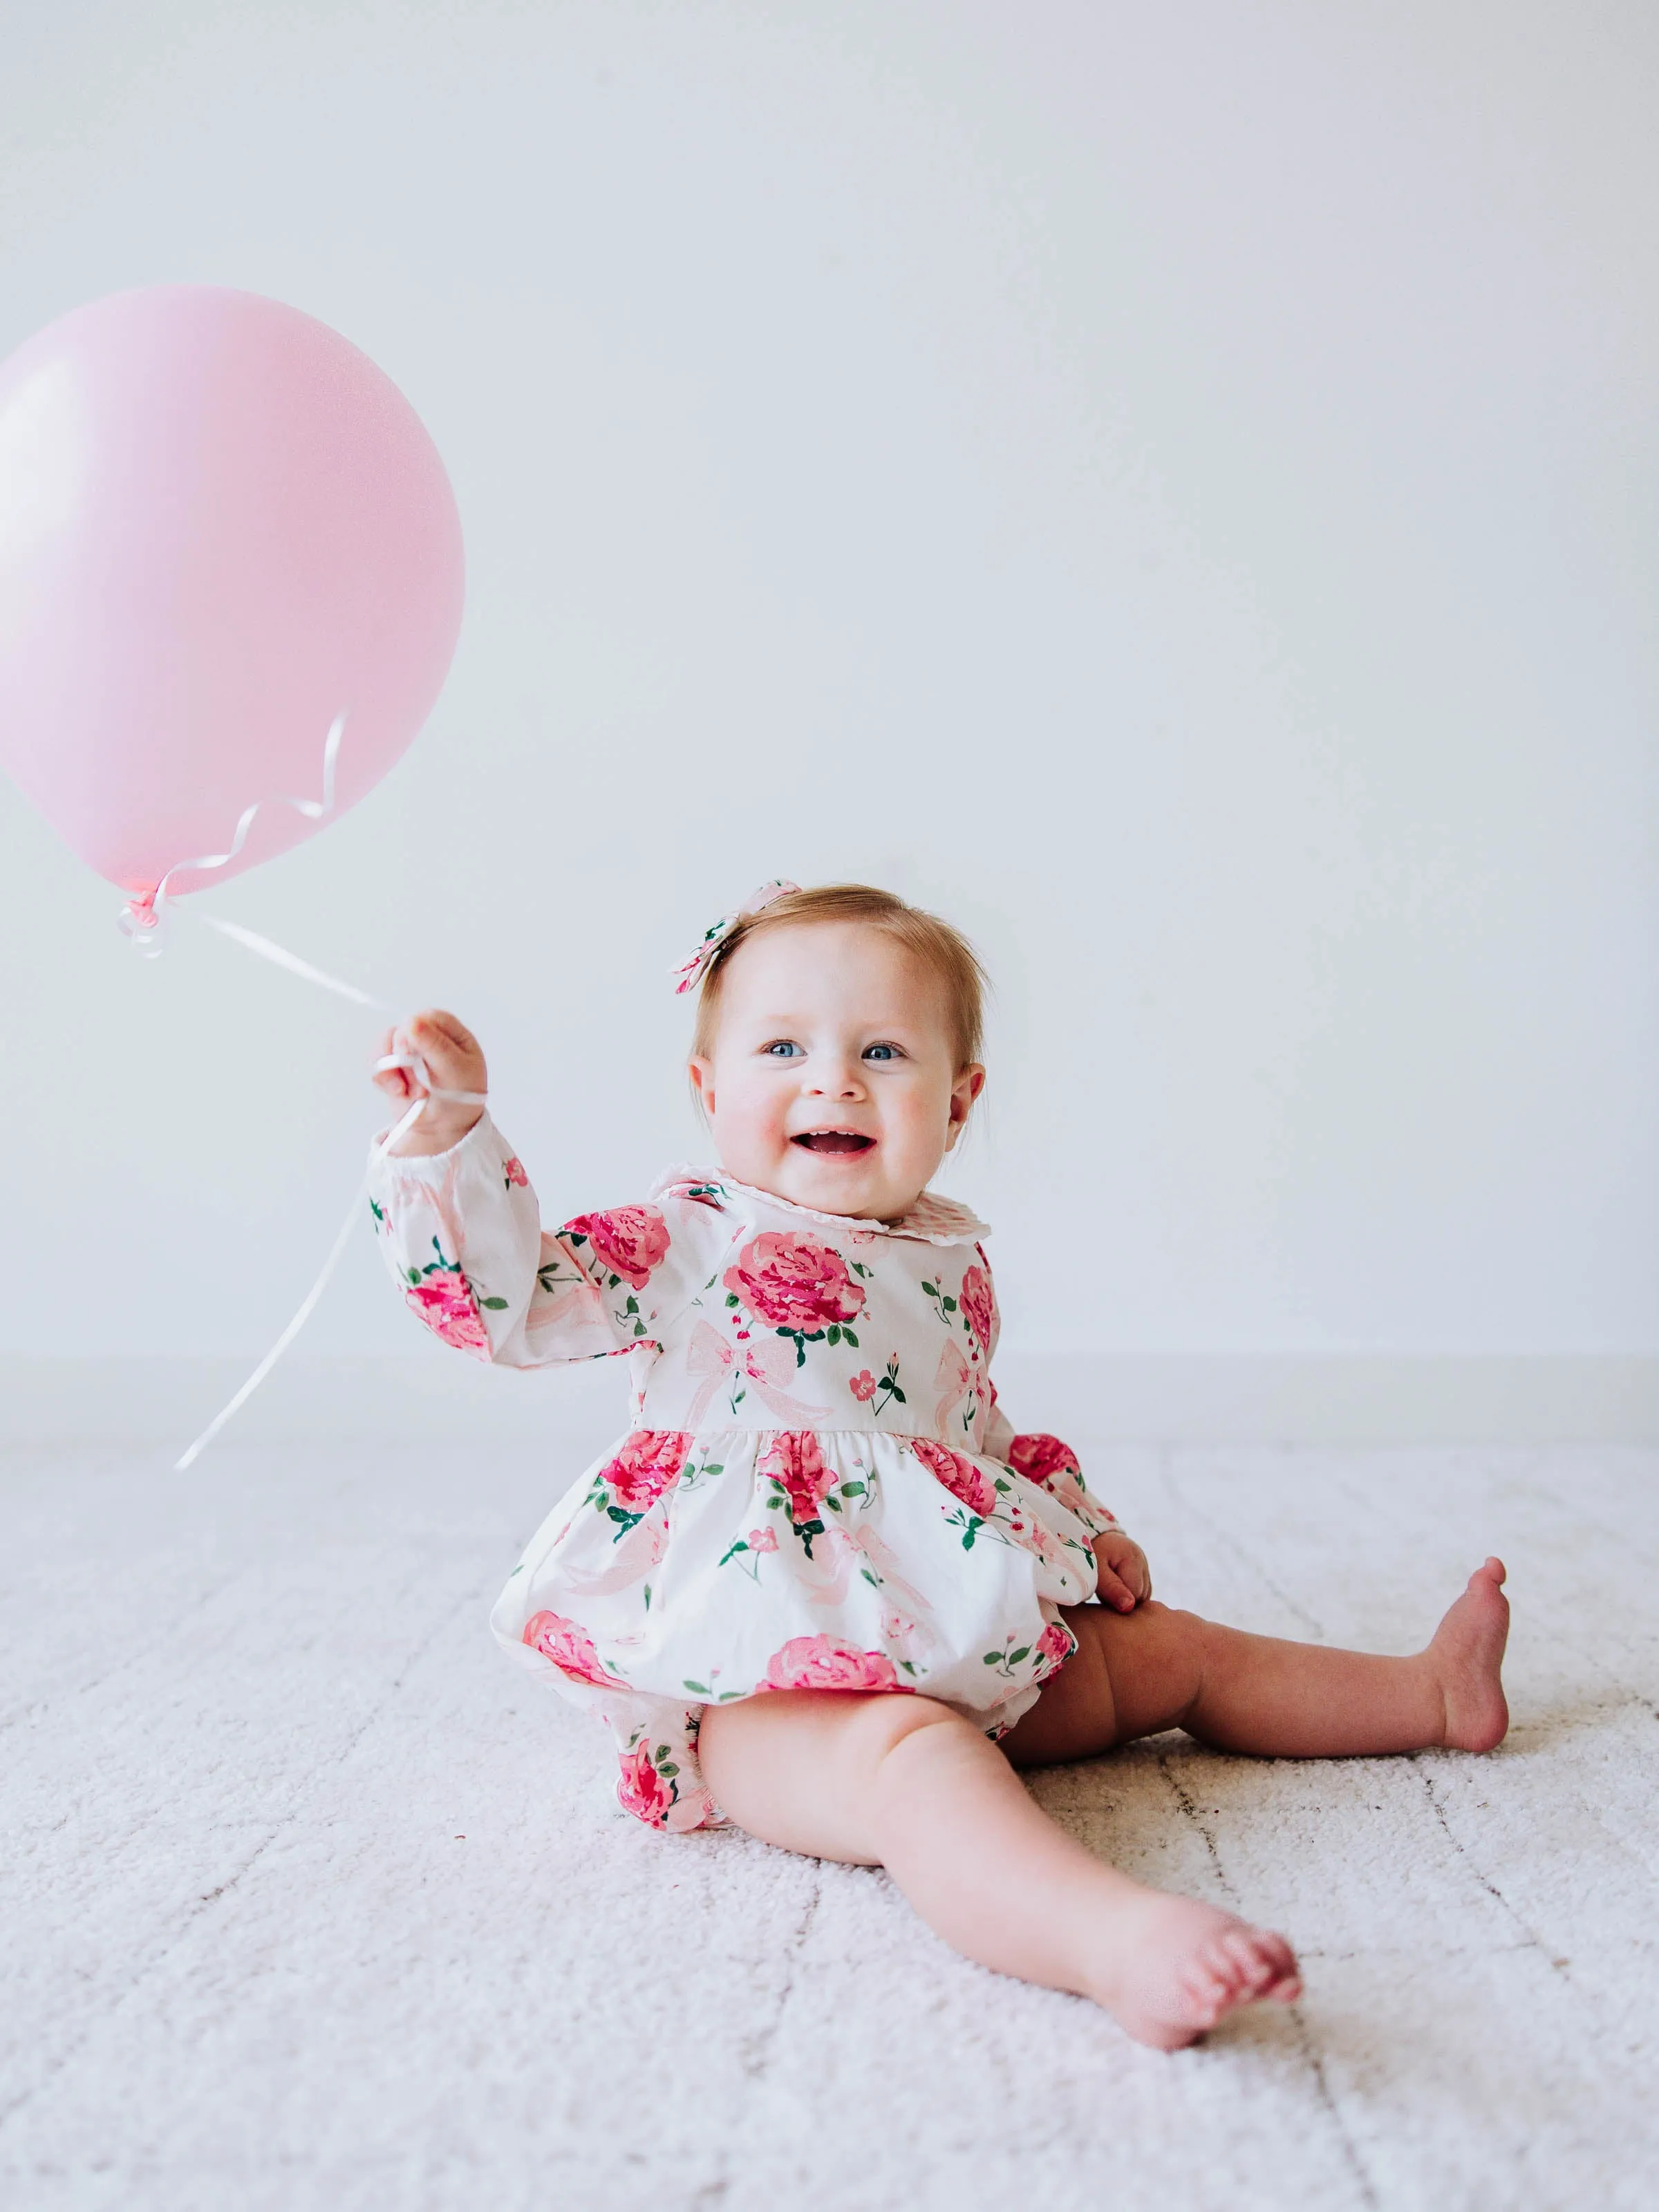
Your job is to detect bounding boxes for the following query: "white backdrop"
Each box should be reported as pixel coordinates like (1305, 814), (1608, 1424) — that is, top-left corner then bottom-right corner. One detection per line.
(1, 2), (1655, 1435)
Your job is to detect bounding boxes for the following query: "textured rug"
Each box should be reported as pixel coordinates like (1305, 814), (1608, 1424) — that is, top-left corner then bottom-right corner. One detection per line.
(3, 1438), (1654, 2211)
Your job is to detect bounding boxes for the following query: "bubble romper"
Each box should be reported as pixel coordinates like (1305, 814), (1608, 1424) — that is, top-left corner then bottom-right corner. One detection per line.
(369, 1116), (1121, 1830)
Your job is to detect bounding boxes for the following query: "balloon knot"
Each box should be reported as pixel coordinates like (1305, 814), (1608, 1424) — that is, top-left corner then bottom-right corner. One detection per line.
(119, 892), (166, 955)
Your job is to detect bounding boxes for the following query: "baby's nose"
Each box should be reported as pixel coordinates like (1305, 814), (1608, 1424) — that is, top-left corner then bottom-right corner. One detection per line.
(807, 1058), (866, 1097)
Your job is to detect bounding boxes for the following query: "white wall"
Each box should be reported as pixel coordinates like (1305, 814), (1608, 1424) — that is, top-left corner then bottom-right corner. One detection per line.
(1, 3), (1655, 1432)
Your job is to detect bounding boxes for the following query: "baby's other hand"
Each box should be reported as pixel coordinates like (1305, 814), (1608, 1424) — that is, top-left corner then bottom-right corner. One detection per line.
(372, 1009), (488, 1156)
(1093, 1530), (1152, 1613)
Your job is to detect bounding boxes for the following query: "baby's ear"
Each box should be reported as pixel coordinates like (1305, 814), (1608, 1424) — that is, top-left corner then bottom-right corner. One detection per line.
(945, 1062), (985, 1145)
(688, 1056), (715, 1120)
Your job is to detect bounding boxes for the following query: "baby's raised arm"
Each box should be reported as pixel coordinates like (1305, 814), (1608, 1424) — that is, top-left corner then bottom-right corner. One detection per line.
(366, 1042), (738, 1374)
(372, 1009), (488, 1156)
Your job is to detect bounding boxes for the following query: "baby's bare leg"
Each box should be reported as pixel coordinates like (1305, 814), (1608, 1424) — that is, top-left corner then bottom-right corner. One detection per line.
(698, 1689), (1301, 2052)
(1006, 1559), (1510, 1768)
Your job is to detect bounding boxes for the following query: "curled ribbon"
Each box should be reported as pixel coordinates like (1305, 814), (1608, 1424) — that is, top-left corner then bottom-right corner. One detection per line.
(669, 878), (799, 995)
(120, 709), (350, 955)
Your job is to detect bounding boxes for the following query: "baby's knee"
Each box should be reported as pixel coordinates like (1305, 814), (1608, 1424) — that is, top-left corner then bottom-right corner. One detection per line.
(821, 1690), (966, 1794)
(843, 1690), (962, 1762)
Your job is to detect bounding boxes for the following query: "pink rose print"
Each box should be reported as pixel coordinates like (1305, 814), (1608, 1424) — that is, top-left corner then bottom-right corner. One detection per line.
(1007, 1432), (1091, 1512)
(598, 1430), (693, 1513)
(615, 1742), (675, 1827)
(564, 1204), (671, 1291)
(959, 1263), (996, 1356)
(724, 1231), (866, 1334)
(503, 1156), (529, 1188)
(908, 1436), (999, 1519)
(1034, 1619), (1078, 1676)
(747, 1526), (779, 1555)
(762, 1635), (903, 1693)
(404, 1267), (492, 1357)
(758, 1431), (836, 1526)
(1007, 1431), (1082, 1485)
(848, 1369), (879, 1403)
(522, 1610), (627, 1688)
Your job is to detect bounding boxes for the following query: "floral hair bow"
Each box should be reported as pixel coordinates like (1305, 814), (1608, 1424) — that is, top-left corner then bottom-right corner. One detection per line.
(671, 879), (800, 995)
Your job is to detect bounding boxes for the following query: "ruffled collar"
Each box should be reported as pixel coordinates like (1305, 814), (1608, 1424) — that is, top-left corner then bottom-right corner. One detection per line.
(650, 1163), (990, 1246)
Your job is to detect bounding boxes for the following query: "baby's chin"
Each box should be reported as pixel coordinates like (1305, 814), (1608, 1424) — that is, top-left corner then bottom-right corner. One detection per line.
(718, 1141), (928, 1221)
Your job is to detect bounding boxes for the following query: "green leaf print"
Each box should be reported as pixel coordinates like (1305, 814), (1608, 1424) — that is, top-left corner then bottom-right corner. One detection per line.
(682, 1681), (710, 1697)
(480, 1295), (509, 1310)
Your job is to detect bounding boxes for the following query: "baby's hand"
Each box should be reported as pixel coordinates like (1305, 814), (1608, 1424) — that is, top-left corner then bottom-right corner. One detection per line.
(372, 1009), (488, 1156)
(1093, 1530), (1152, 1613)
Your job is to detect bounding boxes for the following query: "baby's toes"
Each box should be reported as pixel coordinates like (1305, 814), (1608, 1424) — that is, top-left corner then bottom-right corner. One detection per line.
(1259, 1932), (1302, 1992)
(1184, 1946), (1248, 2013)
(1217, 1929), (1280, 1993)
(1244, 1935), (1302, 2005)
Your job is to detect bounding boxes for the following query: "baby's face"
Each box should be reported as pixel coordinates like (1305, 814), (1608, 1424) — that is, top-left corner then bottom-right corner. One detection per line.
(688, 922), (984, 1220)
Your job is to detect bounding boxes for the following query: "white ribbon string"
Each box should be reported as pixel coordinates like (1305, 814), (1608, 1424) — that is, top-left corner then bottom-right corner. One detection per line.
(194, 913), (391, 1009)
(122, 711), (349, 954)
(173, 1091), (424, 1472)
(110, 709), (488, 1470)
(172, 1036), (488, 1472)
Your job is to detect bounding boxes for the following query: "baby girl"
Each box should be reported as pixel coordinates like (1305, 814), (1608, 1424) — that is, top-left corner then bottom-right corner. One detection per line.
(368, 879), (1510, 2050)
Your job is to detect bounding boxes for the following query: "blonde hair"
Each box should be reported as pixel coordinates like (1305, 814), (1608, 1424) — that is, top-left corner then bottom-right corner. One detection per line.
(690, 883), (988, 1070)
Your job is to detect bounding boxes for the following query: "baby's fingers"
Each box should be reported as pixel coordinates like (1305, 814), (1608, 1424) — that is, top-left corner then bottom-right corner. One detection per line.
(408, 1009), (486, 1092)
(1094, 1562), (1138, 1613)
(371, 1026), (415, 1101)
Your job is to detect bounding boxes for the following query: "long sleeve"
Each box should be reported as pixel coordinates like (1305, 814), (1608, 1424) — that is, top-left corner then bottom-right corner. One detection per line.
(367, 1114), (738, 1370)
(980, 1389), (1122, 1538)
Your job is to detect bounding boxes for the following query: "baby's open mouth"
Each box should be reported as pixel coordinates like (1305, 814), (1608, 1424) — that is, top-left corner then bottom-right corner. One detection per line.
(791, 1130), (875, 1155)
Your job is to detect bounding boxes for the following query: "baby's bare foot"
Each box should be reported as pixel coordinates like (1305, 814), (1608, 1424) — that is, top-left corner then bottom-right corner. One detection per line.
(1428, 1557), (1510, 1752)
(1088, 1891), (1302, 2051)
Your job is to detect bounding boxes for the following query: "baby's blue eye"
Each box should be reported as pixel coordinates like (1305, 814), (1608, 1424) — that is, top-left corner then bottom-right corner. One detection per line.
(864, 1044), (897, 1062)
(764, 1040), (800, 1058)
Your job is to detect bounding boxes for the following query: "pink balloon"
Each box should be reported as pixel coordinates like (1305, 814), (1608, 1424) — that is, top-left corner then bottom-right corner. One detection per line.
(0, 286), (464, 908)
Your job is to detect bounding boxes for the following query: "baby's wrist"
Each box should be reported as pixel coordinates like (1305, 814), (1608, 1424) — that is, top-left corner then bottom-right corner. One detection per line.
(383, 1105), (485, 1158)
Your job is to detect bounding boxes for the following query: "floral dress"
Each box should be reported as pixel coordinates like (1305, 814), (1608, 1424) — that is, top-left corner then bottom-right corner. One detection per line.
(369, 1114), (1122, 1831)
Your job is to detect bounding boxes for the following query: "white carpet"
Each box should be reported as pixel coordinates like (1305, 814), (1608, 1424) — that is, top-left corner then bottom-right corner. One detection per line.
(3, 1436), (1655, 2212)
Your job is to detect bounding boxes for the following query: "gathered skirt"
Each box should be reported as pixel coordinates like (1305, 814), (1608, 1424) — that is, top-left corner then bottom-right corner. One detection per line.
(489, 1425), (1102, 1829)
